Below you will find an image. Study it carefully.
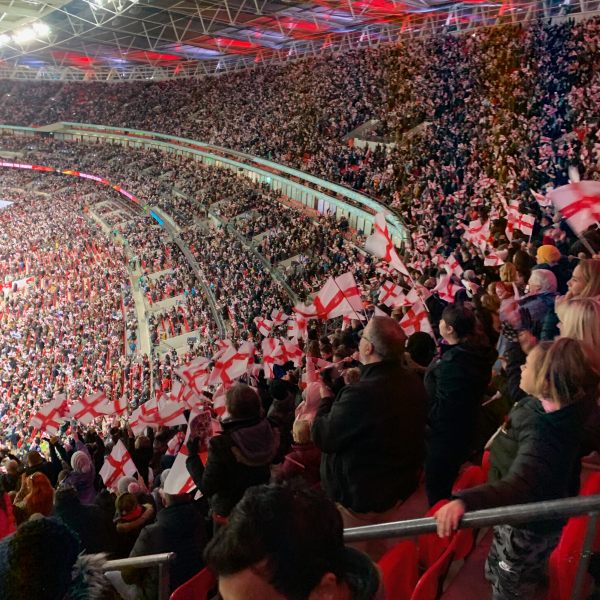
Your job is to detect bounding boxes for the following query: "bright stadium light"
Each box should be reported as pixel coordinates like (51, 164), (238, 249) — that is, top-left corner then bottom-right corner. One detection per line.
(0, 34), (10, 47)
(12, 27), (37, 44)
(32, 22), (50, 36)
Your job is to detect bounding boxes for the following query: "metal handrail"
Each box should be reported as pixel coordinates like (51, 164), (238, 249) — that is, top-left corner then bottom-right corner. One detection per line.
(343, 494), (600, 542)
(103, 552), (175, 600)
(103, 552), (175, 570)
(344, 494), (600, 600)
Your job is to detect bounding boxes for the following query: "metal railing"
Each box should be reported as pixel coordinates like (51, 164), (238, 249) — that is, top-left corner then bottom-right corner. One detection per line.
(344, 494), (600, 600)
(103, 551), (175, 600)
(102, 495), (599, 600)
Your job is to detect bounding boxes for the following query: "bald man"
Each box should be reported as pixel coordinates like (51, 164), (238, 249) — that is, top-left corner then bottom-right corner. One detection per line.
(312, 316), (427, 560)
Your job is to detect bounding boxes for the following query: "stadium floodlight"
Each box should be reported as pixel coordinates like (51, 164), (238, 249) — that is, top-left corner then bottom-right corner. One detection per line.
(12, 27), (37, 44)
(32, 22), (51, 36)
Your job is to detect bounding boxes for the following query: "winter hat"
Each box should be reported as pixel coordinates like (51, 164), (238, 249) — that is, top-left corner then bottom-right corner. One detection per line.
(0, 516), (106, 600)
(536, 245), (561, 264)
(70, 451), (92, 474)
(116, 476), (139, 496)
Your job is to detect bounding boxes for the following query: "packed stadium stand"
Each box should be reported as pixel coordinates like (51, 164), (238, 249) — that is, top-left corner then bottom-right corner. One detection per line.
(0, 0), (599, 598)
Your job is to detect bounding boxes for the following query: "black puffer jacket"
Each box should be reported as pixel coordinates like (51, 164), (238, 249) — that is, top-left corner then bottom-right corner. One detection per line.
(186, 417), (279, 517)
(425, 342), (497, 456)
(312, 360), (427, 513)
(455, 396), (584, 533)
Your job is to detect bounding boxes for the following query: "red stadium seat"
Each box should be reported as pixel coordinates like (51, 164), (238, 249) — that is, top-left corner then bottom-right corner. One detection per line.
(481, 450), (492, 480)
(419, 469), (484, 570)
(419, 500), (451, 569)
(451, 465), (486, 493)
(547, 473), (600, 600)
(378, 540), (419, 600)
(411, 543), (456, 600)
(169, 567), (216, 600)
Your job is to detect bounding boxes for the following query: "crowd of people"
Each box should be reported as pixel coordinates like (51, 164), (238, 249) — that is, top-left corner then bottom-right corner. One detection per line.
(0, 14), (599, 600)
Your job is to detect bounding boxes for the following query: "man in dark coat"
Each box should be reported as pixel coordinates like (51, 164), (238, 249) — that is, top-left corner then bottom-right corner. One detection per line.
(123, 491), (208, 599)
(312, 316), (427, 559)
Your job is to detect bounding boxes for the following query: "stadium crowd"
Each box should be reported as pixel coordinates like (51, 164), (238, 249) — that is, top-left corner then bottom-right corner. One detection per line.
(0, 15), (599, 600)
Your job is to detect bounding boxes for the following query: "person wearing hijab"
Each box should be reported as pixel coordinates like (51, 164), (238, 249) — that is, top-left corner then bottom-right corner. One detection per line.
(61, 433), (97, 504)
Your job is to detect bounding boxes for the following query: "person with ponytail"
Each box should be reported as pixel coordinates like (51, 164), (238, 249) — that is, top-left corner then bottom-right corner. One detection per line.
(434, 338), (600, 600)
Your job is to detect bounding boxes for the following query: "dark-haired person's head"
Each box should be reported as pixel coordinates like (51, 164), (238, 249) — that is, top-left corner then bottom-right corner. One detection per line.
(205, 483), (379, 600)
(440, 303), (476, 344)
(406, 332), (436, 368)
(358, 316), (406, 364)
(225, 384), (262, 420)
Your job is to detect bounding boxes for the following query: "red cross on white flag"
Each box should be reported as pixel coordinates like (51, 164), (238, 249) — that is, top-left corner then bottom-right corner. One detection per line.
(378, 281), (406, 308)
(99, 440), (137, 490)
(261, 337), (283, 379)
(364, 212), (410, 276)
(254, 317), (274, 337)
(270, 310), (289, 325)
(68, 390), (110, 425)
(157, 399), (188, 427)
(399, 301), (433, 336)
(31, 401), (64, 436)
(548, 180), (600, 235)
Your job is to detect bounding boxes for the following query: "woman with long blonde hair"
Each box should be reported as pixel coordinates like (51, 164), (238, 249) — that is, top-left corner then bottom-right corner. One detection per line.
(565, 258), (600, 299)
(556, 297), (600, 358)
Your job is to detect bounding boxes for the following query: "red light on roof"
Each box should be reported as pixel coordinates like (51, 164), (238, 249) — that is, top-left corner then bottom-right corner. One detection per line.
(352, 0), (405, 12)
(51, 51), (96, 66)
(215, 38), (257, 49)
(280, 19), (323, 32)
(126, 50), (181, 62)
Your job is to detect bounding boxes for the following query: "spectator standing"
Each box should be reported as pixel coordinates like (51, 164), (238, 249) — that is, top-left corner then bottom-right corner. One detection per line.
(312, 316), (427, 559)
(424, 304), (496, 506)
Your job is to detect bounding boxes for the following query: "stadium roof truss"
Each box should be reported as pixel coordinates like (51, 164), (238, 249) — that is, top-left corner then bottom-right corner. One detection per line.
(0, 0), (599, 80)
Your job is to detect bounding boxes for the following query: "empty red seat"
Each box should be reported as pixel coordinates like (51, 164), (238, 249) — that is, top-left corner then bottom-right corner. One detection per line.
(481, 450), (492, 480)
(169, 567), (216, 600)
(411, 542), (456, 600)
(451, 465), (486, 493)
(378, 540), (419, 600)
(547, 472), (600, 600)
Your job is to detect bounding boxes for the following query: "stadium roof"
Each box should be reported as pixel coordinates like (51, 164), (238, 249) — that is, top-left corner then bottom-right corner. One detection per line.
(0, 0), (590, 80)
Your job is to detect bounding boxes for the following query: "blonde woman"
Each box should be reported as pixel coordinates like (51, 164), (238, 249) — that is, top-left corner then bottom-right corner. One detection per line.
(434, 338), (599, 600)
(565, 258), (600, 299)
(556, 297), (600, 358)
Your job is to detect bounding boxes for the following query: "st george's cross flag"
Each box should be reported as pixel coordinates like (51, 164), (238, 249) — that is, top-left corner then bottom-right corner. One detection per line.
(364, 212), (410, 276)
(99, 440), (137, 490)
(294, 272), (363, 320)
(30, 396), (66, 436)
(399, 301), (433, 336)
(68, 390), (111, 425)
(270, 309), (289, 325)
(548, 180), (600, 235)
(506, 209), (535, 238)
(378, 281), (406, 308)
(254, 316), (274, 337)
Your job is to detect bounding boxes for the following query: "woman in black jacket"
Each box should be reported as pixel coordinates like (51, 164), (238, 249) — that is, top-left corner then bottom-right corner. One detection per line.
(424, 303), (497, 506)
(434, 338), (599, 600)
(186, 384), (279, 525)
